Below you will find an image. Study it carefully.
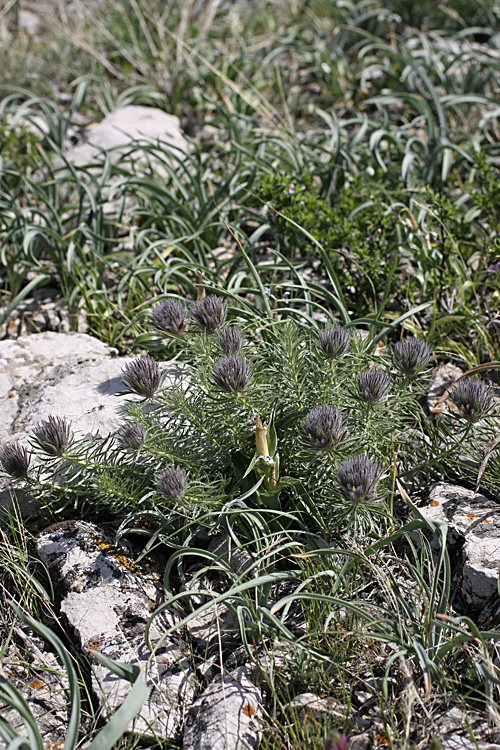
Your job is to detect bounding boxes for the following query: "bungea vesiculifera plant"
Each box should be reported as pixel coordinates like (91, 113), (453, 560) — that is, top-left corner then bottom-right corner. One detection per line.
(2, 304), (498, 536)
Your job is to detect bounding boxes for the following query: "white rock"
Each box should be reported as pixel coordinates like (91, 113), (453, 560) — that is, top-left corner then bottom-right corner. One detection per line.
(37, 521), (195, 738)
(63, 106), (188, 168)
(183, 666), (262, 750)
(285, 692), (344, 721)
(424, 483), (500, 612)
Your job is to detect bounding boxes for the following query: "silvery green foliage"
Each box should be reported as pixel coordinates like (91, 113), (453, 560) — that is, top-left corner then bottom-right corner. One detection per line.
(450, 377), (495, 422)
(0, 442), (30, 478)
(122, 356), (162, 398)
(6, 316), (498, 532)
(33, 416), (72, 457)
(151, 299), (187, 336)
(393, 337), (432, 376)
(191, 295), (227, 334)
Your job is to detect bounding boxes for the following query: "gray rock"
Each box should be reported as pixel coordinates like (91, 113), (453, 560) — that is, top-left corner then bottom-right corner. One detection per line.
(183, 665), (262, 750)
(37, 521), (196, 738)
(423, 483), (500, 616)
(208, 535), (256, 576)
(428, 363), (464, 415)
(186, 600), (239, 655)
(0, 638), (70, 744)
(62, 106), (188, 169)
(284, 692), (344, 722)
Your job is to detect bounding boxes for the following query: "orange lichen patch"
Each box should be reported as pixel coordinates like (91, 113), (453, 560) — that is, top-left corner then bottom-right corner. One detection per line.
(28, 679), (45, 690)
(466, 513), (476, 519)
(86, 638), (103, 651)
(44, 743), (64, 750)
(483, 518), (492, 523)
(8, 392), (15, 398)
(375, 734), (390, 745)
(242, 704), (255, 717)
(430, 500), (440, 507)
(88, 531), (140, 574)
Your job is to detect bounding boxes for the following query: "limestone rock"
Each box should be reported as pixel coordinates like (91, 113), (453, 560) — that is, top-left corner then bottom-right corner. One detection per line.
(428, 363), (464, 415)
(37, 521), (196, 738)
(62, 106), (188, 168)
(423, 483), (500, 616)
(0, 639), (70, 744)
(183, 665), (262, 750)
(284, 692), (344, 722)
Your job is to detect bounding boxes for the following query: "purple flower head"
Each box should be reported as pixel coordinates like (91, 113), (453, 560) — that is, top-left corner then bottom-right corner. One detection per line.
(217, 327), (243, 355)
(32, 416), (72, 457)
(211, 355), (252, 393)
(151, 299), (187, 337)
(116, 423), (146, 450)
(393, 338), (432, 377)
(0, 442), (30, 478)
(323, 734), (348, 750)
(319, 327), (350, 359)
(450, 378), (495, 422)
(156, 465), (187, 500)
(302, 406), (346, 451)
(121, 356), (162, 398)
(357, 369), (390, 404)
(191, 295), (227, 334)
(337, 456), (381, 505)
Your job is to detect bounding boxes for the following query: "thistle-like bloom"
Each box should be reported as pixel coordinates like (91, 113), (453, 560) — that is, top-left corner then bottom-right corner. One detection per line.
(393, 337), (432, 376)
(191, 295), (227, 334)
(150, 299), (187, 336)
(217, 327), (243, 355)
(211, 355), (252, 393)
(323, 735), (348, 750)
(302, 405), (346, 451)
(337, 456), (381, 505)
(450, 378), (495, 422)
(121, 356), (162, 398)
(319, 327), (350, 358)
(116, 423), (146, 450)
(156, 465), (187, 500)
(0, 442), (30, 478)
(32, 416), (71, 457)
(357, 369), (390, 404)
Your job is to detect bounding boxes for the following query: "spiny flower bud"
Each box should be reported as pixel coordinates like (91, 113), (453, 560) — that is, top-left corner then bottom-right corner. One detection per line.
(302, 406), (346, 451)
(211, 355), (252, 393)
(337, 456), (381, 505)
(217, 327), (243, 355)
(122, 356), (162, 398)
(191, 295), (227, 334)
(450, 378), (495, 422)
(32, 416), (71, 457)
(0, 442), (30, 478)
(393, 337), (432, 376)
(151, 299), (187, 336)
(156, 465), (187, 500)
(357, 369), (390, 404)
(319, 327), (350, 358)
(116, 423), (146, 450)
